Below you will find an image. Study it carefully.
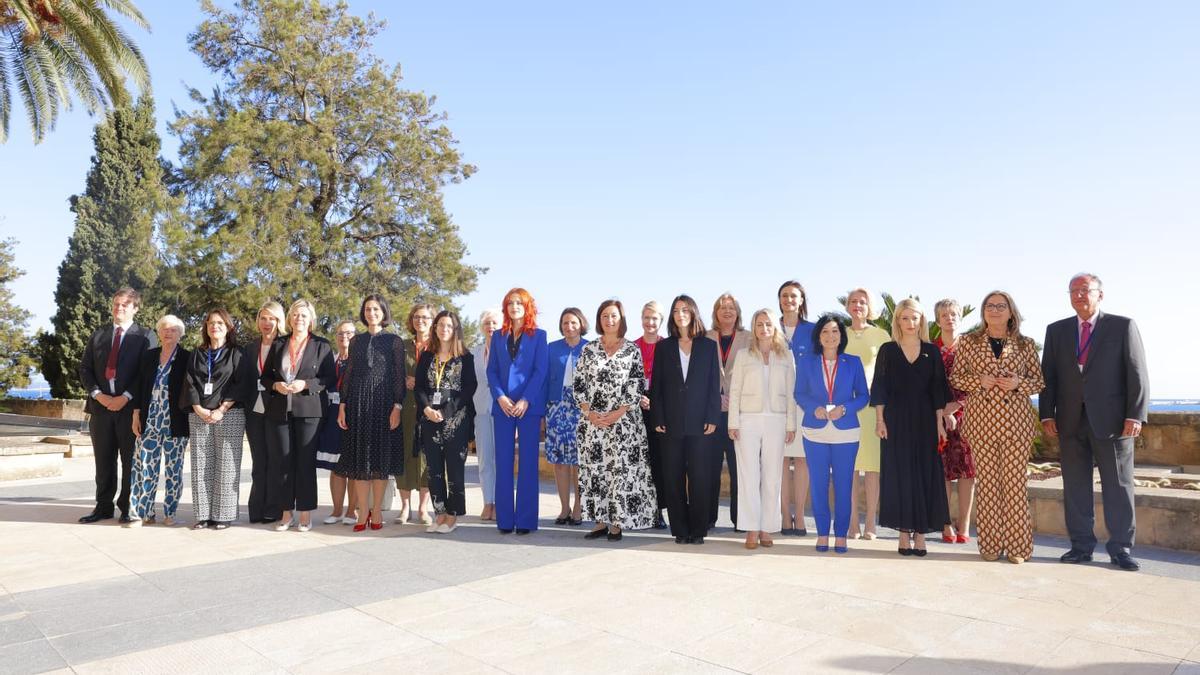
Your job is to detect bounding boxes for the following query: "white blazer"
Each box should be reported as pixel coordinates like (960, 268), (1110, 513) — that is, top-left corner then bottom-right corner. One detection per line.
(727, 346), (797, 432)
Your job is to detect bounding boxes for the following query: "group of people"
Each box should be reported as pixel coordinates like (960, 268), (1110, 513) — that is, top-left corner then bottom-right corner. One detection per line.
(77, 272), (1149, 570)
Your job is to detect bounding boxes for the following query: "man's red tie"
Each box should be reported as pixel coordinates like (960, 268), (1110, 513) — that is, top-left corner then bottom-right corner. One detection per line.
(1077, 321), (1091, 367)
(104, 326), (123, 381)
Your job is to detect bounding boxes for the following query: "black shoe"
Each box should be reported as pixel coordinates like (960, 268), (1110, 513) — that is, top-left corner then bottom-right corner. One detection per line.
(1060, 549), (1093, 564)
(796, 528), (808, 537)
(567, 517), (583, 526)
(584, 527), (608, 540)
(690, 536), (705, 545)
(118, 514), (131, 524)
(515, 528), (531, 535)
(898, 547), (913, 556)
(913, 548), (928, 557)
(78, 511), (112, 524)
(707, 521), (717, 530)
(498, 528), (513, 534)
(781, 528), (796, 536)
(554, 516), (569, 525)
(1110, 552), (1140, 571)
(607, 531), (623, 542)
(675, 536), (688, 544)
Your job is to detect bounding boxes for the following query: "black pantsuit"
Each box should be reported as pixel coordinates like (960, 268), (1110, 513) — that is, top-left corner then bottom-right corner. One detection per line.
(662, 433), (715, 539)
(89, 406), (136, 516)
(649, 335), (722, 541)
(245, 409), (278, 521)
(271, 415), (321, 512)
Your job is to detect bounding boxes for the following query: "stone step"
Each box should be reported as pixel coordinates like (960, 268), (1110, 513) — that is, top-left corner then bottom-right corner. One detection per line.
(0, 438), (66, 481)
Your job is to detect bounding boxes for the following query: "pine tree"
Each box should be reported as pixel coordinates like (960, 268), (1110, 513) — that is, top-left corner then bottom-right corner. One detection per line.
(0, 238), (35, 395)
(165, 0), (482, 334)
(39, 95), (172, 398)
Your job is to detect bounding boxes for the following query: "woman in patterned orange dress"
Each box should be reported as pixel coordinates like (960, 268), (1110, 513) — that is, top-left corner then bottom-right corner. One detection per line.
(949, 291), (1044, 564)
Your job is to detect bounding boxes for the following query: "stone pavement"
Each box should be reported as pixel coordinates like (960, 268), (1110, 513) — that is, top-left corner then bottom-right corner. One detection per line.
(2, 455), (1199, 675)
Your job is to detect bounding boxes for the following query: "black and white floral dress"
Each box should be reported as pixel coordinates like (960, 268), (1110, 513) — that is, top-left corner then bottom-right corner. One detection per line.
(573, 340), (658, 529)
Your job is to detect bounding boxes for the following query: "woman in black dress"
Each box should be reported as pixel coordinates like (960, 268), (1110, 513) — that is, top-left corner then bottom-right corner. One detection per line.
(872, 298), (951, 556)
(415, 310), (477, 534)
(337, 294), (406, 532)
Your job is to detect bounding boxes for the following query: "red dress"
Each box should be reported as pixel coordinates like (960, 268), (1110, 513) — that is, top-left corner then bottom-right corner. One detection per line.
(935, 337), (976, 481)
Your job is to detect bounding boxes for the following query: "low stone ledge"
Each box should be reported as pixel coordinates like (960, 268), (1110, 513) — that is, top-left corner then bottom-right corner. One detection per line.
(0, 439), (66, 480)
(1029, 477), (1200, 552)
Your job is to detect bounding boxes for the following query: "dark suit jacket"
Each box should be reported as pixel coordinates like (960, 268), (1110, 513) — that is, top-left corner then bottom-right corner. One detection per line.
(486, 328), (549, 417)
(1040, 311), (1149, 439)
(132, 347), (191, 437)
(79, 322), (158, 415)
(649, 336), (721, 437)
(260, 335), (337, 421)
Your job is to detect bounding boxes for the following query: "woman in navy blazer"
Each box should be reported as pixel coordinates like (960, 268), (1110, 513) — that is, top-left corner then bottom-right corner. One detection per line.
(650, 294), (721, 545)
(486, 288), (549, 534)
(795, 315), (870, 554)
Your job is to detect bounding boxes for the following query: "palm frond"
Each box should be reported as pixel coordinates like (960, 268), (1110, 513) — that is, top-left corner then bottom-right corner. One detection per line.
(0, 47), (11, 142)
(97, 0), (150, 31)
(14, 36), (52, 142)
(43, 36), (104, 113)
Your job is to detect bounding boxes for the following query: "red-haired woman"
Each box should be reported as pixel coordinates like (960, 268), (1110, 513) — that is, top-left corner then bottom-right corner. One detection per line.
(486, 288), (549, 534)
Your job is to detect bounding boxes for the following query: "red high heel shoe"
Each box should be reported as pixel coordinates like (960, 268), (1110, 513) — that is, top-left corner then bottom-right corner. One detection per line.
(353, 511), (371, 533)
(369, 510), (382, 531)
(956, 533), (970, 544)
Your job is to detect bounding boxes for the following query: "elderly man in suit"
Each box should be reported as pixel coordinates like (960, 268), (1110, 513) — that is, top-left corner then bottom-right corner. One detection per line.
(78, 287), (158, 523)
(1040, 272), (1149, 571)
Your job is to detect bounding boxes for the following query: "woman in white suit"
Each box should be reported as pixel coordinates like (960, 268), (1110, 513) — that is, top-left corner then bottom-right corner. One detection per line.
(471, 309), (502, 521)
(728, 309), (797, 550)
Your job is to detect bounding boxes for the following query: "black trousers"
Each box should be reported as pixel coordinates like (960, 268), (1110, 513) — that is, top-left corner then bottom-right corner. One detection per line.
(709, 411), (737, 528)
(642, 409), (667, 511)
(421, 419), (468, 516)
(245, 409), (280, 522)
(661, 433), (716, 539)
(268, 414), (321, 513)
(89, 404), (136, 516)
(1059, 409), (1137, 556)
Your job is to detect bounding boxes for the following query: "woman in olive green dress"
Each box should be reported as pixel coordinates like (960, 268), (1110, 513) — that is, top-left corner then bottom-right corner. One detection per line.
(397, 303), (434, 525)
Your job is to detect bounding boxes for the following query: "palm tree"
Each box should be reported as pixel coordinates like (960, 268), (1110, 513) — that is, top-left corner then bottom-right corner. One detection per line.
(0, 0), (149, 144)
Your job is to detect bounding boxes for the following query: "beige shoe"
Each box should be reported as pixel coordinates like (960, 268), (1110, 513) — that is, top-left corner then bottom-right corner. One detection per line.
(981, 552), (1000, 561)
(1007, 555), (1025, 565)
(420, 512), (434, 526)
(162, 516), (177, 527)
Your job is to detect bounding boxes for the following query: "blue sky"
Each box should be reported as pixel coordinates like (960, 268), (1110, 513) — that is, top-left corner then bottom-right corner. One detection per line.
(1, 1), (1195, 396)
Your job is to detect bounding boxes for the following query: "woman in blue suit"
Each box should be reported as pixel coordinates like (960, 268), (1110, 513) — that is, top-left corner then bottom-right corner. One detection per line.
(487, 288), (549, 534)
(795, 314), (870, 554)
(545, 307), (588, 525)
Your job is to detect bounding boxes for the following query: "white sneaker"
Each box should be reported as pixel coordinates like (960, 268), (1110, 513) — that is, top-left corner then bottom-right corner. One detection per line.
(274, 519), (293, 532)
(436, 522), (456, 534)
(297, 521), (312, 533)
(322, 515), (341, 525)
(342, 516), (356, 525)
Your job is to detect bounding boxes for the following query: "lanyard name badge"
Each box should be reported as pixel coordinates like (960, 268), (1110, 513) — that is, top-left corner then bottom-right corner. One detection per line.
(257, 343), (269, 391)
(329, 359), (344, 405)
(287, 335), (309, 383)
(822, 357), (839, 414)
(431, 356), (449, 406)
(204, 347), (223, 396)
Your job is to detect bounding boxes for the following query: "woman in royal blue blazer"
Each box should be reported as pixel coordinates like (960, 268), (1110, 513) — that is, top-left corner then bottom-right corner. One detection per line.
(486, 288), (549, 534)
(650, 294), (722, 545)
(545, 308), (588, 526)
(795, 314), (870, 554)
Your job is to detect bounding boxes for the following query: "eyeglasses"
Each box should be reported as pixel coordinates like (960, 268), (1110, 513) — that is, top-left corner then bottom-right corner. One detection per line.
(983, 303), (1009, 312)
(1068, 287), (1100, 298)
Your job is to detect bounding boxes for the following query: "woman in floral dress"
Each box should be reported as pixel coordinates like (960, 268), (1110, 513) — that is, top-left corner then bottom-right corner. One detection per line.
(574, 299), (659, 541)
(934, 298), (976, 544)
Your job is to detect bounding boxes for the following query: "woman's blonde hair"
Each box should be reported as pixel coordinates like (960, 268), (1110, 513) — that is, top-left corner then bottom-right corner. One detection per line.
(258, 300), (288, 337)
(845, 287), (879, 320)
(287, 299), (317, 331)
(890, 298), (930, 342)
(641, 300), (664, 322)
(710, 292), (744, 333)
(747, 309), (790, 357)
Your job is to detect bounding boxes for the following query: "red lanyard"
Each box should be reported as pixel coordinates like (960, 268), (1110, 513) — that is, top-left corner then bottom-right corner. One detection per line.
(718, 336), (733, 365)
(288, 334), (310, 375)
(257, 343), (269, 374)
(822, 357), (839, 405)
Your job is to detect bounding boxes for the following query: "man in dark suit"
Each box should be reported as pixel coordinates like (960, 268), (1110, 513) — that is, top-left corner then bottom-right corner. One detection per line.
(1040, 273), (1149, 571)
(78, 287), (157, 523)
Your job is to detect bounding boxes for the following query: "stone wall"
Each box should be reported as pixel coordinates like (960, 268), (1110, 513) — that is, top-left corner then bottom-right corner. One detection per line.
(1037, 411), (1199, 468)
(0, 399), (88, 420)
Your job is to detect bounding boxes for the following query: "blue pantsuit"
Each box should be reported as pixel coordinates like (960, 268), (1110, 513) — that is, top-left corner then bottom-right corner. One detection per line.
(803, 439), (859, 537)
(487, 326), (549, 532)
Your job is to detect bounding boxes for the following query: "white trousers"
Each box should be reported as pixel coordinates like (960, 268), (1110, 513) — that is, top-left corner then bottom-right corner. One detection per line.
(474, 413), (496, 503)
(734, 413), (787, 533)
